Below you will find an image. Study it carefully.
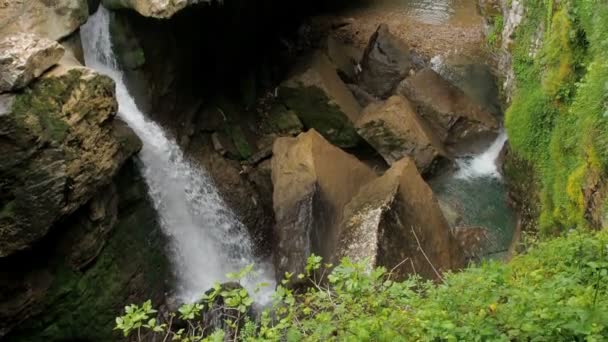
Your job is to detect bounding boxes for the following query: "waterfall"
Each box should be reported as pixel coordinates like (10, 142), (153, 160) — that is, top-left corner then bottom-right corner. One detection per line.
(80, 7), (274, 303)
(455, 132), (508, 180)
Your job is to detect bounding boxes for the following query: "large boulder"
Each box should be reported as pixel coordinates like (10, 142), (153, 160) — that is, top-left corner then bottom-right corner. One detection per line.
(358, 24), (413, 99)
(0, 0), (88, 41)
(0, 34), (65, 93)
(271, 130), (376, 278)
(279, 53), (362, 148)
(0, 65), (142, 257)
(102, 0), (207, 18)
(337, 158), (464, 280)
(355, 95), (447, 174)
(397, 68), (499, 145)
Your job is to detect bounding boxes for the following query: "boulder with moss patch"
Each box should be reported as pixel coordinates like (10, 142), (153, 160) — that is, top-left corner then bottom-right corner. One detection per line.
(397, 68), (499, 145)
(279, 53), (362, 148)
(356, 95), (447, 174)
(0, 65), (141, 257)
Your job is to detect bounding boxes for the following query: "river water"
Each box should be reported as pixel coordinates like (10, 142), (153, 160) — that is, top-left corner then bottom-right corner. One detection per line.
(81, 7), (274, 304)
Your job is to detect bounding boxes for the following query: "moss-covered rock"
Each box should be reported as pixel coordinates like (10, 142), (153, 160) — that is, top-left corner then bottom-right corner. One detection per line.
(0, 65), (141, 257)
(355, 95), (447, 174)
(1, 160), (169, 342)
(279, 53), (362, 148)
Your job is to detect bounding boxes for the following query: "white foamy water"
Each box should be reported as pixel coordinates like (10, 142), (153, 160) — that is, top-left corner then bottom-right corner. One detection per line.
(456, 132), (507, 180)
(81, 7), (274, 303)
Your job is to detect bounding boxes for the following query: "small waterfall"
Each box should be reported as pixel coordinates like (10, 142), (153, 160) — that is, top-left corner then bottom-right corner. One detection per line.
(455, 132), (507, 180)
(80, 7), (274, 303)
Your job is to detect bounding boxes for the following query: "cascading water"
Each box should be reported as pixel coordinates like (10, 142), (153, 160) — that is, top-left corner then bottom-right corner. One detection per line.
(80, 7), (274, 303)
(430, 132), (516, 259)
(455, 131), (508, 180)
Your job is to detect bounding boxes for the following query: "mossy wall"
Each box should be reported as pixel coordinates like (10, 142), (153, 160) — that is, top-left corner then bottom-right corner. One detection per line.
(504, 0), (608, 234)
(2, 161), (169, 342)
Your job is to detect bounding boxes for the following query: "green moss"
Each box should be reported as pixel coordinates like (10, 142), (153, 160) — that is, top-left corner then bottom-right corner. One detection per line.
(506, 0), (608, 234)
(7, 163), (168, 342)
(487, 14), (504, 48)
(279, 85), (360, 148)
(11, 71), (84, 142)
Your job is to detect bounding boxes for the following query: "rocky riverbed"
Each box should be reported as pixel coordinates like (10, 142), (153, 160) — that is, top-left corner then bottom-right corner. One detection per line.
(0, 0), (520, 340)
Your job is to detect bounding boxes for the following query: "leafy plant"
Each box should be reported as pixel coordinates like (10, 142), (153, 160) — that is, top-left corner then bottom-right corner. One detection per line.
(117, 230), (608, 341)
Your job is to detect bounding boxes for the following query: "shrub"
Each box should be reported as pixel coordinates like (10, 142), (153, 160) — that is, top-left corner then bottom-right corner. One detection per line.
(117, 230), (608, 341)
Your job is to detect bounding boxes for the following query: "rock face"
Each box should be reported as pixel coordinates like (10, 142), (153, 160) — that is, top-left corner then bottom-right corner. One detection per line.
(356, 95), (446, 173)
(0, 65), (142, 257)
(0, 34), (65, 93)
(1, 160), (169, 342)
(338, 158), (464, 279)
(398, 68), (499, 144)
(271, 130), (376, 278)
(454, 226), (492, 263)
(0, 0), (89, 41)
(279, 53), (362, 148)
(358, 24), (413, 99)
(102, 0), (207, 18)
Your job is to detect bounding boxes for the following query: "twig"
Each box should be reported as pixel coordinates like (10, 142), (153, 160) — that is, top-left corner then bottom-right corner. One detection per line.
(388, 257), (410, 280)
(162, 314), (174, 342)
(409, 258), (417, 276)
(411, 226), (444, 282)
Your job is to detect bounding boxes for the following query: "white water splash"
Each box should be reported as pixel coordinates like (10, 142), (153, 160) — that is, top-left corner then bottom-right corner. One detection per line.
(81, 7), (274, 304)
(455, 132), (508, 180)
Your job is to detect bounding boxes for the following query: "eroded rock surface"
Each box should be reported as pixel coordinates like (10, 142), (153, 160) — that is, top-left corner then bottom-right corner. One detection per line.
(0, 0), (88, 41)
(271, 130), (376, 278)
(0, 34), (65, 93)
(358, 24), (413, 98)
(356, 95), (446, 173)
(0, 65), (141, 257)
(279, 53), (362, 148)
(398, 68), (499, 144)
(337, 158), (464, 280)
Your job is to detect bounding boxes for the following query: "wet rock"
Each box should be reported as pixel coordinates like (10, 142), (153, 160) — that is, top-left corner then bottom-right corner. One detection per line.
(431, 55), (502, 116)
(271, 130), (376, 278)
(1, 161), (169, 341)
(355, 95), (447, 174)
(358, 24), (413, 98)
(0, 34), (65, 93)
(102, 0), (207, 18)
(346, 83), (379, 107)
(0, 65), (141, 257)
(438, 199), (464, 228)
(338, 158), (465, 279)
(188, 134), (272, 255)
(0, 0), (89, 41)
(279, 53), (362, 148)
(211, 132), (238, 158)
(454, 226), (492, 262)
(397, 68), (499, 145)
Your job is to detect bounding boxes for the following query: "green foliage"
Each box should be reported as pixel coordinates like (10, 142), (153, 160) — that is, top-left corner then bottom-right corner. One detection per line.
(487, 14), (504, 48)
(120, 230), (608, 341)
(505, 0), (608, 233)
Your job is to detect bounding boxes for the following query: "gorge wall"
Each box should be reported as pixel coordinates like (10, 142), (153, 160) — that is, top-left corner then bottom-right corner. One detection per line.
(483, 0), (608, 234)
